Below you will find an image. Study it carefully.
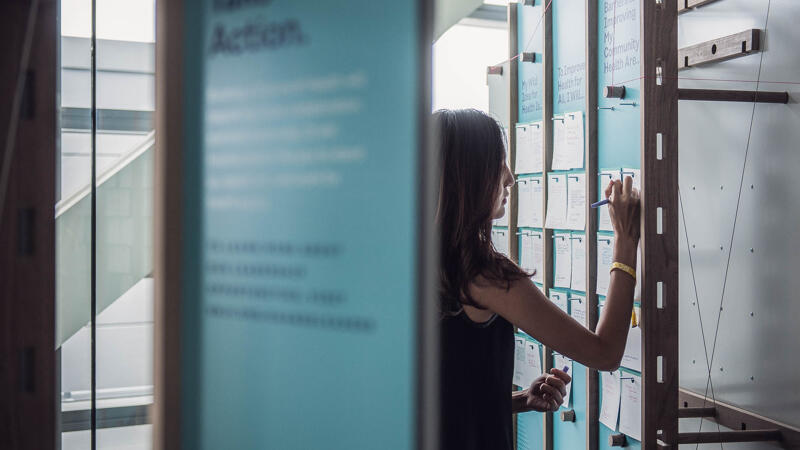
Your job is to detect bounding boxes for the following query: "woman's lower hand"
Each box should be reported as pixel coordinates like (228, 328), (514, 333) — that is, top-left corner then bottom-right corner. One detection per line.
(525, 368), (572, 412)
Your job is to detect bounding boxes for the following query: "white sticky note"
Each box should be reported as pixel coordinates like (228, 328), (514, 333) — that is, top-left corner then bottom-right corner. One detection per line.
(599, 370), (622, 431)
(596, 236), (615, 296)
(621, 325), (642, 372)
(553, 354), (573, 408)
(517, 179), (534, 227)
(565, 112), (585, 169)
(569, 295), (587, 328)
(531, 232), (544, 284)
(529, 123), (544, 173)
(598, 171), (616, 232)
(513, 336), (527, 387)
(570, 235), (586, 292)
(530, 176), (544, 227)
(566, 173), (586, 230)
(491, 229), (509, 256)
(599, 168), (640, 231)
(545, 173), (568, 229)
(551, 117), (571, 170)
(515, 123), (544, 174)
(554, 234), (572, 288)
(518, 176), (543, 228)
(549, 289), (569, 315)
(523, 341), (543, 387)
(619, 373), (642, 441)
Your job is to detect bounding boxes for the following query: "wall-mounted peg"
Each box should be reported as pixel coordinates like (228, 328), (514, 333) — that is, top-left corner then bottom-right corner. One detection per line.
(619, 101), (637, 107)
(603, 85), (626, 99)
(521, 52), (537, 63)
(560, 410), (576, 422)
(598, 106), (615, 111)
(609, 433), (627, 447)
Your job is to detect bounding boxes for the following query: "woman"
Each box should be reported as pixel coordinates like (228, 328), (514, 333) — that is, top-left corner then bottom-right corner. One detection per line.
(436, 109), (640, 450)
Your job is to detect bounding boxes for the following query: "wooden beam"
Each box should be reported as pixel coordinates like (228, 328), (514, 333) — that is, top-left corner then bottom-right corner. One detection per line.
(154, 0), (186, 448)
(584, 0), (599, 448)
(677, 407), (716, 418)
(678, 0), (723, 13)
(508, 5), (520, 449)
(679, 388), (800, 448)
(677, 88), (788, 104)
(675, 430), (782, 444)
(542, 3), (554, 448)
(640, 0), (680, 448)
(678, 29), (760, 70)
(509, 4), (520, 267)
(0, 1), (57, 449)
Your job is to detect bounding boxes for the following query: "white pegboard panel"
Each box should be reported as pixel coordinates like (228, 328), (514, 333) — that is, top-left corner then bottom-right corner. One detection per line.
(678, 0), (800, 431)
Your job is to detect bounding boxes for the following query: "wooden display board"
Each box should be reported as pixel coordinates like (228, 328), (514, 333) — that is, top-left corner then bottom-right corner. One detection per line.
(489, 1), (797, 449)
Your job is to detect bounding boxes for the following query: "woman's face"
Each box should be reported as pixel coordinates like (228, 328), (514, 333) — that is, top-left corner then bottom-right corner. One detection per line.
(492, 159), (514, 220)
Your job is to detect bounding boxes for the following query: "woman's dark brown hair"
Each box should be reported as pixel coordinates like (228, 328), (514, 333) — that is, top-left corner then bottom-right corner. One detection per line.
(434, 108), (531, 314)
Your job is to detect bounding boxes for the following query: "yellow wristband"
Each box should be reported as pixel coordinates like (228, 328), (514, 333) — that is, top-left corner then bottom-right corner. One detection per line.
(610, 261), (636, 280)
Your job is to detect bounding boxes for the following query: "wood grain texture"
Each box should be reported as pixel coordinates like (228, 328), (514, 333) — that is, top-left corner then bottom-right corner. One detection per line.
(584, 0), (599, 449)
(0, 1), (57, 448)
(509, 4), (520, 265)
(542, 4), (554, 449)
(509, 6), (520, 448)
(677, 88), (788, 104)
(678, 0), (723, 13)
(639, 0), (679, 448)
(679, 388), (800, 448)
(153, 0), (184, 448)
(678, 29), (760, 70)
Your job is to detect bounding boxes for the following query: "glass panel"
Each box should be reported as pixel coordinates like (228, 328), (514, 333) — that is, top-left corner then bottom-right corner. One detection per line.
(95, 0), (155, 448)
(58, 0), (155, 447)
(58, 0), (93, 448)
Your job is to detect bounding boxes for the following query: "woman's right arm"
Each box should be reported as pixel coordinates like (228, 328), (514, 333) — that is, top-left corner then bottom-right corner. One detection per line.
(471, 177), (640, 371)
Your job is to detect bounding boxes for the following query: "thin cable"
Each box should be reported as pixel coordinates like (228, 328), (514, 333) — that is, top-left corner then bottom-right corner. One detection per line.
(680, 190), (722, 448)
(91, 0), (98, 447)
(0, 0), (39, 232)
(490, 0), (554, 67)
(696, 0), (772, 441)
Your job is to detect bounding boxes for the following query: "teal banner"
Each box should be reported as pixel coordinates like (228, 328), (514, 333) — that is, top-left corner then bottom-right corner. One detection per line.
(181, 1), (428, 448)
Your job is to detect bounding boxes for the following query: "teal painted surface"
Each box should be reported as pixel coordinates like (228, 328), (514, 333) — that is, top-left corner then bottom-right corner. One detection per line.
(597, 369), (642, 450)
(596, 307), (642, 450)
(553, 360), (588, 449)
(517, 333), (545, 450)
(597, 0), (640, 170)
(552, 0), (586, 116)
(182, 1), (421, 449)
(517, 2), (544, 124)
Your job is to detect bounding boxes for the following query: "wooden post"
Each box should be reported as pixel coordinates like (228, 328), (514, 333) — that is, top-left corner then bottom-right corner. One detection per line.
(584, 0), (599, 449)
(639, 0), (679, 448)
(510, 3), (520, 265)
(0, 1), (57, 448)
(509, 4), (520, 448)
(542, 4), (554, 449)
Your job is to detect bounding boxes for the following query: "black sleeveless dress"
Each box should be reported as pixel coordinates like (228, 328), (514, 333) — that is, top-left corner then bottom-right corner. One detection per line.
(440, 311), (515, 450)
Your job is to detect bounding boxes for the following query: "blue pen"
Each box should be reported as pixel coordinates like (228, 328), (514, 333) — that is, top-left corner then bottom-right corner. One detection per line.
(592, 168), (627, 208)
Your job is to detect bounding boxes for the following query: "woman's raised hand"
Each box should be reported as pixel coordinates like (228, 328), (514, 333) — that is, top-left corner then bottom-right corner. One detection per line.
(605, 176), (641, 248)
